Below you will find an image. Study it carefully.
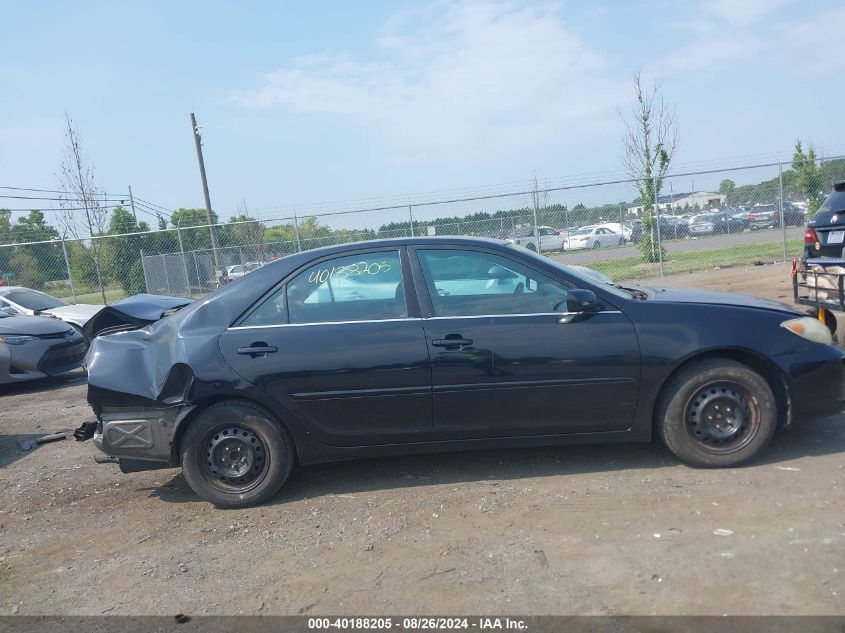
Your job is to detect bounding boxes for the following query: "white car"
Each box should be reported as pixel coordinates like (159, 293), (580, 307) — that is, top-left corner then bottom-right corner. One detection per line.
(563, 226), (626, 250)
(596, 222), (632, 241)
(506, 226), (565, 252)
(0, 286), (102, 330)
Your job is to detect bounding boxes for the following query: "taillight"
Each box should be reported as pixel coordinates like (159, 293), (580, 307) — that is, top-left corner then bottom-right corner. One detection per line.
(804, 227), (818, 244)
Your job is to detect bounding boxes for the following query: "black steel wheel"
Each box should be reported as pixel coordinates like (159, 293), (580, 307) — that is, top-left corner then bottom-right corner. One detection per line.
(657, 359), (777, 467)
(684, 381), (759, 454)
(181, 400), (294, 508)
(201, 425), (269, 491)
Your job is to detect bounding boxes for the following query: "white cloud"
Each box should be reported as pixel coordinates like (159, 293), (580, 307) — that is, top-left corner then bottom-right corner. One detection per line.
(777, 7), (845, 71)
(700, 0), (793, 27)
(230, 1), (624, 159)
(657, 37), (762, 74)
(656, 0), (792, 74)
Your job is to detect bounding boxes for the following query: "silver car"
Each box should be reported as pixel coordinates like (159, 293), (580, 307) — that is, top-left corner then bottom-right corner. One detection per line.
(0, 310), (88, 384)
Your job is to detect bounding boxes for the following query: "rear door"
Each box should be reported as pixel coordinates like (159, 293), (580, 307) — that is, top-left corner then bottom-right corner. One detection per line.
(411, 246), (640, 439)
(218, 247), (433, 447)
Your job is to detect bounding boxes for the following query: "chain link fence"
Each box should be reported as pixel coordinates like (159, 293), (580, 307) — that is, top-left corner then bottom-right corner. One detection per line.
(2, 157), (844, 304)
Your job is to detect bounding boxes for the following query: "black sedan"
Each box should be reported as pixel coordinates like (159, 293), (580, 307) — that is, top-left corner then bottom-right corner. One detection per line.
(83, 237), (845, 507)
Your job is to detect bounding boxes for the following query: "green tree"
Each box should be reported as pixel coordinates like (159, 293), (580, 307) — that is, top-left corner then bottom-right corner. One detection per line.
(5, 211), (65, 289)
(793, 140), (825, 217)
(171, 207), (220, 252)
(101, 206), (148, 295)
(620, 73), (678, 263)
(719, 179), (736, 196)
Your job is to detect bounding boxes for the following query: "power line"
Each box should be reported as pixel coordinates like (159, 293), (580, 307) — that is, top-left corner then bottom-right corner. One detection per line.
(0, 194), (128, 202)
(0, 204), (126, 213)
(131, 195), (173, 214)
(0, 185), (128, 196)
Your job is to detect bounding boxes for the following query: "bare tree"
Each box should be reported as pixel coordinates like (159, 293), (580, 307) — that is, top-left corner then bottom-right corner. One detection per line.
(620, 73), (678, 263)
(59, 112), (107, 303)
(526, 171), (549, 253)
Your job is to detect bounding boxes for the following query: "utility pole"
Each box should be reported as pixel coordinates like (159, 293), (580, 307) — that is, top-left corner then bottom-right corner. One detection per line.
(190, 113), (220, 268)
(128, 185), (138, 225)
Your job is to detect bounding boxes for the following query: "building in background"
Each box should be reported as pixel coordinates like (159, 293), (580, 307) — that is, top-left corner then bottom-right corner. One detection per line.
(628, 191), (726, 216)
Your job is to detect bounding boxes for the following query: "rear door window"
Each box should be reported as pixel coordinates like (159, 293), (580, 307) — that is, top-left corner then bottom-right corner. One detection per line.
(287, 251), (406, 324)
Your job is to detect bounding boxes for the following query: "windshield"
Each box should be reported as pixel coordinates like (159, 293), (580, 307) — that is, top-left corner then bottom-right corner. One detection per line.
(570, 227), (593, 236)
(690, 214), (714, 223)
(507, 243), (631, 299)
(1, 289), (67, 310)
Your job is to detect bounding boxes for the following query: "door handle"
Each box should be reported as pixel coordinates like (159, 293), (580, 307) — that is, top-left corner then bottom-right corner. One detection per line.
(237, 344), (278, 356)
(432, 336), (473, 350)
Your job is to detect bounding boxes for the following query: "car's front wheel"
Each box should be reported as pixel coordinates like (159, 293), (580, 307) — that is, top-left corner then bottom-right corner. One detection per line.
(181, 400), (294, 508)
(656, 359), (776, 467)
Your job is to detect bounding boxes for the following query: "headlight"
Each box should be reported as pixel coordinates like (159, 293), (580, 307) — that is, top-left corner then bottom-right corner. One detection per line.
(0, 335), (37, 345)
(781, 317), (833, 345)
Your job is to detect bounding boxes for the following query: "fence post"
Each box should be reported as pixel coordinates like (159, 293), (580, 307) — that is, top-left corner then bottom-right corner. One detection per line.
(779, 162), (787, 263)
(176, 224), (191, 295)
(162, 254), (171, 295)
(192, 252), (202, 292)
(653, 177), (664, 276)
(293, 212), (302, 252)
(140, 249), (150, 294)
(408, 204), (415, 237)
(60, 236), (77, 304)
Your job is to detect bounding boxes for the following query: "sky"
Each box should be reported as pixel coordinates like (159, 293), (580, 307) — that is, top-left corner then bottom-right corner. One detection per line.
(1, 0), (844, 226)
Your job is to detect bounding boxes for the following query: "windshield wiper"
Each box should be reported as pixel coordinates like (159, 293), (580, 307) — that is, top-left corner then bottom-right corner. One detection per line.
(614, 284), (648, 300)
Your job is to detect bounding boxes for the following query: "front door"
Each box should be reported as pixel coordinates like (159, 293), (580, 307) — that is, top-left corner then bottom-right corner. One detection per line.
(412, 247), (640, 439)
(219, 248), (432, 447)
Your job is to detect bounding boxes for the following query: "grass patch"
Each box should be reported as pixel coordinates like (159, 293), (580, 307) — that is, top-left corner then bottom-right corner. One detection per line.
(54, 288), (127, 305)
(586, 238), (803, 282)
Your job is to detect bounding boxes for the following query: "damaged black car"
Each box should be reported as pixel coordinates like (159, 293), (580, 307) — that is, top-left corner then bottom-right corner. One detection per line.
(82, 237), (845, 508)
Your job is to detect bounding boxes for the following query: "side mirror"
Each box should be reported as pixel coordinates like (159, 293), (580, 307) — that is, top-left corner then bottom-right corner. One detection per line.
(554, 289), (601, 323)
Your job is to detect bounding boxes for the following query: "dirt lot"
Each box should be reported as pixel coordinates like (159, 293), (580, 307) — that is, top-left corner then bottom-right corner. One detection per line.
(1, 262), (843, 616)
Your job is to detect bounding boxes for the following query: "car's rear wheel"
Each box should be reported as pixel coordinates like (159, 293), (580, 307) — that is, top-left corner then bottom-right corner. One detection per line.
(656, 359), (776, 467)
(593, 241), (600, 248)
(618, 237), (624, 246)
(181, 400), (294, 508)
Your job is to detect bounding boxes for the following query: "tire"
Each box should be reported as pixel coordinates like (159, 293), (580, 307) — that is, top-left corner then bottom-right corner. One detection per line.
(526, 243), (537, 252)
(180, 400), (294, 508)
(593, 241), (600, 249)
(618, 238), (624, 246)
(656, 359), (777, 468)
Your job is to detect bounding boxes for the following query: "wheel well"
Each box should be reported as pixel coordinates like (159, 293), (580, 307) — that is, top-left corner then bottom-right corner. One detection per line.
(170, 395), (298, 466)
(654, 349), (791, 432)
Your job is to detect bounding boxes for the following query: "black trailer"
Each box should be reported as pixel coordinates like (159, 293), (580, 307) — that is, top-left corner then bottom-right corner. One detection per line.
(792, 257), (845, 335)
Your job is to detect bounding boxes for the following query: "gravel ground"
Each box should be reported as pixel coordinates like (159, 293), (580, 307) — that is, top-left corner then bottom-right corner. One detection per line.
(1, 262), (843, 616)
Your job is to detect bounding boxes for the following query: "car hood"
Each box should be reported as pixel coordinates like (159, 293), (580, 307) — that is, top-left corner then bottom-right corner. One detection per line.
(0, 314), (73, 336)
(42, 303), (103, 325)
(643, 286), (801, 315)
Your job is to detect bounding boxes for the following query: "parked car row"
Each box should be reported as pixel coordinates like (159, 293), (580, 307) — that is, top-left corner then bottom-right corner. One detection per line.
(222, 261), (267, 284)
(507, 224), (629, 251)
